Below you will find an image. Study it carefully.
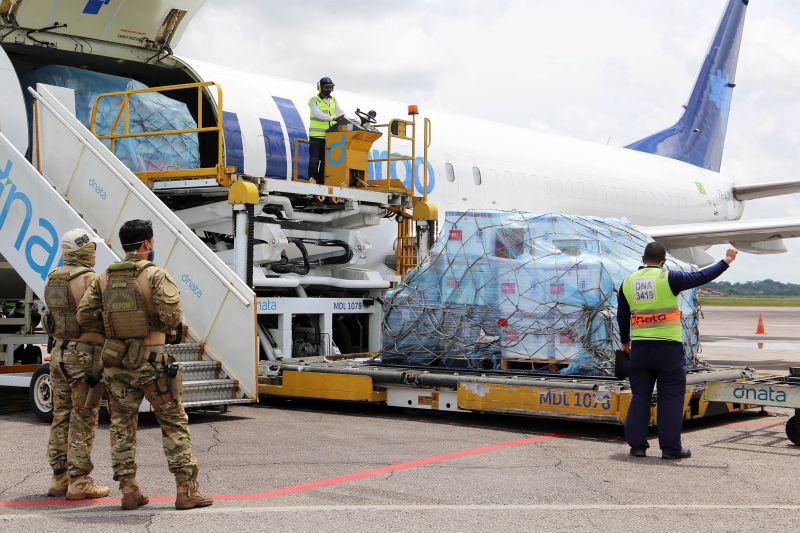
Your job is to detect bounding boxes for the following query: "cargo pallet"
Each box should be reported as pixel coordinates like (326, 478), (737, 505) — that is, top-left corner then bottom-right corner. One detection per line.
(260, 359), (756, 425)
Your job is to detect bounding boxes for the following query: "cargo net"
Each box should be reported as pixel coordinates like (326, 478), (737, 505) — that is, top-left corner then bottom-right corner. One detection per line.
(381, 211), (702, 376)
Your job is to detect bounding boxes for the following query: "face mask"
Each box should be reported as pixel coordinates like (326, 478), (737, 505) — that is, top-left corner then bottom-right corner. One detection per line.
(148, 248), (155, 262)
(321, 89), (332, 98)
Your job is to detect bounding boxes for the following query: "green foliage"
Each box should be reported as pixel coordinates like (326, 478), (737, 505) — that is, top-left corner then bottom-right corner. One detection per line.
(705, 279), (800, 297)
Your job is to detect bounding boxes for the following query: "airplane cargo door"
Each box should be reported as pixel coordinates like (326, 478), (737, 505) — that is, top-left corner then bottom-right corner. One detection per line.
(0, 47), (28, 155)
(6, 0), (205, 51)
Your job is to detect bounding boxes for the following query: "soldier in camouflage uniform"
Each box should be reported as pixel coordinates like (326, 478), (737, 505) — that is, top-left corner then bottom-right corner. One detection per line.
(77, 219), (212, 511)
(43, 229), (110, 500)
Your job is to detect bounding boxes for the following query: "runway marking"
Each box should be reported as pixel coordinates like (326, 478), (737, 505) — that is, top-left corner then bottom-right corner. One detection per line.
(3, 503), (800, 519)
(0, 433), (562, 509)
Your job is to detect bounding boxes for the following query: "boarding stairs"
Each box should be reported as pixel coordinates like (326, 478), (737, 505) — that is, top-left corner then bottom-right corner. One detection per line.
(0, 83), (258, 409)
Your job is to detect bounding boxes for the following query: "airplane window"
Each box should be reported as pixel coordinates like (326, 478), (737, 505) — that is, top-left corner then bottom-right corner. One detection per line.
(472, 166), (482, 185)
(446, 162), (455, 182)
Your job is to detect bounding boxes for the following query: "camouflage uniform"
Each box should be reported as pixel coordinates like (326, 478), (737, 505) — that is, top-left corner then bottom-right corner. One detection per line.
(45, 264), (104, 481)
(77, 253), (198, 483)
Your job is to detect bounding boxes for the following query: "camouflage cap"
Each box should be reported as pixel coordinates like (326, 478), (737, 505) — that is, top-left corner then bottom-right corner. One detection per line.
(61, 228), (103, 252)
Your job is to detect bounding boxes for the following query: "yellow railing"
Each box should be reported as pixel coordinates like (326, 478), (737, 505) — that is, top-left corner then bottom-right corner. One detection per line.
(89, 81), (235, 187)
(396, 210), (416, 281)
(292, 137), (313, 183)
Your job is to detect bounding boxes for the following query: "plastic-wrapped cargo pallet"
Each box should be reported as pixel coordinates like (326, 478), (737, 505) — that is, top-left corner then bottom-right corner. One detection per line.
(381, 210), (702, 376)
(21, 65), (200, 173)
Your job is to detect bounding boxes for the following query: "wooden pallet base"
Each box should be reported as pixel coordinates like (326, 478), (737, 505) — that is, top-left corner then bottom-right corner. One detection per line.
(500, 358), (569, 372)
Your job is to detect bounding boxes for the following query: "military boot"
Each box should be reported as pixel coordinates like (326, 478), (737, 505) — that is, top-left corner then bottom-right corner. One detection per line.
(47, 472), (69, 497)
(65, 475), (111, 500)
(120, 478), (150, 510)
(175, 479), (213, 510)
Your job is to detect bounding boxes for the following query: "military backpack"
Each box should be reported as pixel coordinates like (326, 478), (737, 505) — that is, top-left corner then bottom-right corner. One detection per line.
(42, 266), (93, 339)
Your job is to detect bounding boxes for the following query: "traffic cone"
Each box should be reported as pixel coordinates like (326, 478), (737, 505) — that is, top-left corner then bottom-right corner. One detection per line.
(755, 313), (766, 335)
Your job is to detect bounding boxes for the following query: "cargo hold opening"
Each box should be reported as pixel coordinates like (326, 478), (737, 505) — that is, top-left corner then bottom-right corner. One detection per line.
(4, 45), (219, 171)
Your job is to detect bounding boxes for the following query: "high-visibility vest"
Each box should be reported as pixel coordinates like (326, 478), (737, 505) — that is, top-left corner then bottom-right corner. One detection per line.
(622, 267), (682, 342)
(308, 95), (338, 138)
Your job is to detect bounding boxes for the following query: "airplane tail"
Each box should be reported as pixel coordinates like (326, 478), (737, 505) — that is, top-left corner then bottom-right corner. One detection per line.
(625, 0), (748, 172)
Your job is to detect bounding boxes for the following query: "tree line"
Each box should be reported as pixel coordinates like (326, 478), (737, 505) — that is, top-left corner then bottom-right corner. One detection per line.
(705, 280), (800, 297)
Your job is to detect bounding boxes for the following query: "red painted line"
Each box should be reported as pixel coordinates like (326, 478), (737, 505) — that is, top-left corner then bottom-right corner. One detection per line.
(0, 433), (563, 509)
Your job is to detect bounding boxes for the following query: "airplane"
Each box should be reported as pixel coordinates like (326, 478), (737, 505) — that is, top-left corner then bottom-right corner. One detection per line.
(1, 0), (799, 284)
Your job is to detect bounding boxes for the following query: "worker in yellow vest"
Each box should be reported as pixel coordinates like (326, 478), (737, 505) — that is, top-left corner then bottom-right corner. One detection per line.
(308, 76), (345, 182)
(618, 242), (737, 460)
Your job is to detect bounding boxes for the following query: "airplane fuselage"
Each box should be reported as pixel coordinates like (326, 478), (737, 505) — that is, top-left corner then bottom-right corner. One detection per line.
(184, 58), (745, 230)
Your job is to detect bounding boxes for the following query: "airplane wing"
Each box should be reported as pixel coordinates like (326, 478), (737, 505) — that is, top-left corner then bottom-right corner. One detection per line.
(733, 179), (800, 201)
(637, 217), (800, 265)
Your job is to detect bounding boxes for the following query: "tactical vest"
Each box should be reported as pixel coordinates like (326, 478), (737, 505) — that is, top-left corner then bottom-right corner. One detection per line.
(43, 266), (93, 340)
(101, 260), (160, 340)
(309, 95), (338, 138)
(622, 267), (683, 342)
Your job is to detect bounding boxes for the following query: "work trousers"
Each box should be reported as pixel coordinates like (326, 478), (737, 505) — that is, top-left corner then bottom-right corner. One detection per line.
(624, 340), (686, 454)
(47, 344), (102, 478)
(104, 361), (198, 482)
(308, 137), (326, 182)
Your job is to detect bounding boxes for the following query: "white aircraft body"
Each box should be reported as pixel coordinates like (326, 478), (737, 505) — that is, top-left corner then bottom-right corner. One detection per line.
(1, 0), (800, 283)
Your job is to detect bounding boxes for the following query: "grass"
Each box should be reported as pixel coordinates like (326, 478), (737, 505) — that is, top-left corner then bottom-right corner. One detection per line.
(699, 296), (800, 307)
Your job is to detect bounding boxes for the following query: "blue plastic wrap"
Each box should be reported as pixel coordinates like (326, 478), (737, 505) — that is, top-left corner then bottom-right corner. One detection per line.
(22, 65), (200, 173)
(381, 210), (702, 376)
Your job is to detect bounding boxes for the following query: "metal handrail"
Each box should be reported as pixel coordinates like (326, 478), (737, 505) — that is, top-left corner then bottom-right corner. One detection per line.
(89, 81), (233, 186)
(31, 86), (252, 306)
(368, 117), (419, 196)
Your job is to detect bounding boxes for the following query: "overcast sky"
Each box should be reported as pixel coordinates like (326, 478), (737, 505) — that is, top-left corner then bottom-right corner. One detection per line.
(177, 0), (800, 283)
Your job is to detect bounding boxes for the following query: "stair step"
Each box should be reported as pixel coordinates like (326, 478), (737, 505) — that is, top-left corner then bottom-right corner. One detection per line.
(165, 343), (203, 363)
(183, 398), (254, 409)
(182, 379), (238, 403)
(179, 361), (221, 381)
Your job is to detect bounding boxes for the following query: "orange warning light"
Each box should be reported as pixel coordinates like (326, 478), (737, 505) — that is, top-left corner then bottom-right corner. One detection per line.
(408, 105), (419, 115)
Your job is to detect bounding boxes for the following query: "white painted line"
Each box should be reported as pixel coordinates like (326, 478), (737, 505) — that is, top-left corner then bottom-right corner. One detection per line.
(3, 503), (800, 520)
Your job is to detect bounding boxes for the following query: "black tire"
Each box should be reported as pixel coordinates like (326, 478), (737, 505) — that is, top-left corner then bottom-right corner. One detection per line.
(29, 364), (54, 423)
(786, 415), (800, 446)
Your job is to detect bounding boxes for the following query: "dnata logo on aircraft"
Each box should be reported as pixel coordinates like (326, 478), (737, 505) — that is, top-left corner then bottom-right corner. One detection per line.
(0, 160), (62, 280)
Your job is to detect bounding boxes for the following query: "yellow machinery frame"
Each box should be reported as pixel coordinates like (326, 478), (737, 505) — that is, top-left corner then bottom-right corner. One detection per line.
(262, 370), (754, 425)
(89, 81), (236, 187)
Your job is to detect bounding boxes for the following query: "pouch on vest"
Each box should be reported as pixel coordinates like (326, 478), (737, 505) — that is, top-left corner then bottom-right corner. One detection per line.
(41, 310), (55, 335)
(101, 338), (127, 368)
(122, 339), (145, 370)
(167, 363), (183, 399)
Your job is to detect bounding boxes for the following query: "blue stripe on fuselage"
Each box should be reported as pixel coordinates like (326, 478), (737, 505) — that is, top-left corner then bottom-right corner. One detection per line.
(272, 96), (308, 180)
(222, 111), (244, 174)
(260, 118), (287, 179)
(82, 0), (110, 15)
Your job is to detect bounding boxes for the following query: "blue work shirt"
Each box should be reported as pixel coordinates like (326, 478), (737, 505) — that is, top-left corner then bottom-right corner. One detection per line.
(617, 260), (729, 344)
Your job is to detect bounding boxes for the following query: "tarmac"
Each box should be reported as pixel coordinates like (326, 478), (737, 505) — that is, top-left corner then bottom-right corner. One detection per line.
(0, 306), (798, 532)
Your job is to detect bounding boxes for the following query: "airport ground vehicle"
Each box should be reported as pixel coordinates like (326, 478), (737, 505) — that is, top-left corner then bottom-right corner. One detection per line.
(706, 370), (800, 445)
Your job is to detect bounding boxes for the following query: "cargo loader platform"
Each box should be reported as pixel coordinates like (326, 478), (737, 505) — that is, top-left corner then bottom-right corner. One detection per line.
(706, 367), (800, 445)
(260, 359), (756, 425)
